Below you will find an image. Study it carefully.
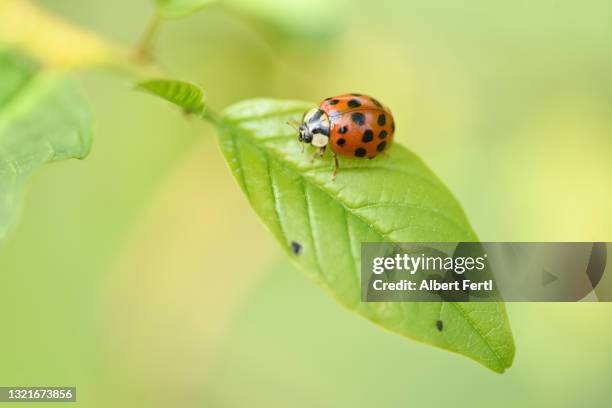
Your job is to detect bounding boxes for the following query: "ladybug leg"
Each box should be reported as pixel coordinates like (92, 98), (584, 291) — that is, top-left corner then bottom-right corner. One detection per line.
(309, 149), (317, 162)
(332, 152), (339, 180)
(310, 146), (325, 162)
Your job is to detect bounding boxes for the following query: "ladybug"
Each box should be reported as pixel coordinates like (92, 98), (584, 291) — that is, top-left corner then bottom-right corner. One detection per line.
(295, 93), (395, 178)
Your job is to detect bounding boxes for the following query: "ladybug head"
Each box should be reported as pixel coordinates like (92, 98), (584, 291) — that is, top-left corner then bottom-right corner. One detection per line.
(299, 108), (330, 148)
(298, 123), (313, 144)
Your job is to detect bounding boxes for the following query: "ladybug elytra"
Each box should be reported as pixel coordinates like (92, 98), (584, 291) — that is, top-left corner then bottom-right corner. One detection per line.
(295, 93), (395, 179)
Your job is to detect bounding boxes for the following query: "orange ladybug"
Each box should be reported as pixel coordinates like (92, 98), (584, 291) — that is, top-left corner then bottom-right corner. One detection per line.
(296, 93), (395, 179)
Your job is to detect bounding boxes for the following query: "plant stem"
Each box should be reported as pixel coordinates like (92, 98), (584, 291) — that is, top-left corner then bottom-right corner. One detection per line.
(201, 106), (222, 126)
(134, 11), (163, 62)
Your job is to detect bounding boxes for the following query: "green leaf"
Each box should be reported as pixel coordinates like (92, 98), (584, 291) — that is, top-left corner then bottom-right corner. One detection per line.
(215, 98), (515, 373)
(137, 78), (205, 114)
(153, 0), (216, 18)
(0, 51), (92, 243)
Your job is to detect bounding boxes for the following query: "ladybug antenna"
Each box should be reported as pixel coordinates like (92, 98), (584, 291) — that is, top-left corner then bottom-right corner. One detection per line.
(286, 120), (306, 153)
(286, 120), (300, 131)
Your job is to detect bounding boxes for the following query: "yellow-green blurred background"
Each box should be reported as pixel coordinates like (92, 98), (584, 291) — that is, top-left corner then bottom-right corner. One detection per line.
(1, 0), (611, 406)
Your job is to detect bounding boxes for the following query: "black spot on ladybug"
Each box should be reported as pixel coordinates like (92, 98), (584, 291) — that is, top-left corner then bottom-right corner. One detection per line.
(377, 114), (386, 126)
(436, 320), (444, 332)
(291, 241), (302, 255)
(379, 130), (388, 139)
(362, 129), (374, 143)
(329, 99), (340, 105)
(338, 126), (348, 134)
(354, 147), (367, 157)
(348, 99), (362, 108)
(351, 93), (362, 96)
(371, 98), (382, 107)
(351, 112), (365, 126)
(337, 138), (346, 146)
(377, 141), (387, 152)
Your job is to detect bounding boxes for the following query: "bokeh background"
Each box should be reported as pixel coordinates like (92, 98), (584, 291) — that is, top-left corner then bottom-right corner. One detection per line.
(0, 0), (611, 406)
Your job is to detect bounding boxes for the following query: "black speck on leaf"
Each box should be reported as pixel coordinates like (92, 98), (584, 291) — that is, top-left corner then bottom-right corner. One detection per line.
(436, 320), (444, 332)
(291, 241), (302, 255)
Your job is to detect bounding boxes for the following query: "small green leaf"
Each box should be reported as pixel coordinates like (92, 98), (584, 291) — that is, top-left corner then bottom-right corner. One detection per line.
(153, 0), (216, 18)
(137, 78), (205, 114)
(215, 98), (515, 373)
(0, 51), (92, 243)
